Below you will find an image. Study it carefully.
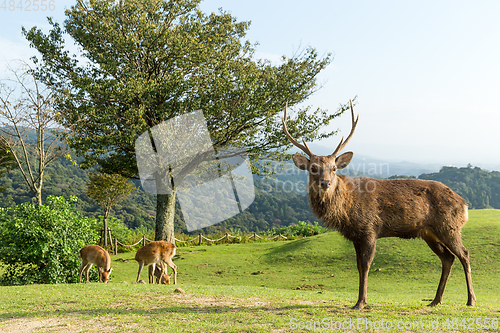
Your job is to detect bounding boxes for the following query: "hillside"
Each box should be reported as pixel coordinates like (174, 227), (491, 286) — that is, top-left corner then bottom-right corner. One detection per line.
(419, 165), (500, 209)
(112, 210), (500, 292)
(1, 154), (500, 233)
(0, 210), (498, 332)
(0, 157), (317, 234)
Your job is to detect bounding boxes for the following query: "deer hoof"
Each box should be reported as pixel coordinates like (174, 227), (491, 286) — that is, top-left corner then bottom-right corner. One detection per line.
(467, 294), (476, 306)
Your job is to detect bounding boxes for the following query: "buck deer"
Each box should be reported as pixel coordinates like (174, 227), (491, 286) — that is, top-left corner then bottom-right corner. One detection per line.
(282, 101), (475, 309)
(79, 245), (112, 283)
(135, 240), (177, 285)
(149, 262), (172, 284)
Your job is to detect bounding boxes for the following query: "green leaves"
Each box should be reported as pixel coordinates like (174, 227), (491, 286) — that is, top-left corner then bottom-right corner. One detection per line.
(0, 196), (98, 285)
(23, 0), (339, 177)
(86, 172), (136, 217)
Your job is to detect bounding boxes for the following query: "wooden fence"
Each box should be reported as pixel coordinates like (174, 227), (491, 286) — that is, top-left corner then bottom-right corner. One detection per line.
(101, 231), (288, 255)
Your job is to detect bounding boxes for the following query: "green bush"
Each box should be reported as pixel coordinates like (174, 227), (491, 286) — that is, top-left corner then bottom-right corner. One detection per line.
(265, 221), (327, 238)
(95, 215), (132, 250)
(0, 196), (98, 285)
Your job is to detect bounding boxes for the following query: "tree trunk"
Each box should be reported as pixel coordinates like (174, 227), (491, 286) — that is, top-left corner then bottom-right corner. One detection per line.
(155, 188), (177, 245)
(103, 209), (110, 249)
(35, 187), (42, 207)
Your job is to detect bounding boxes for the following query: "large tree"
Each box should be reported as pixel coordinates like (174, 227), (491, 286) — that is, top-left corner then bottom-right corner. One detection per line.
(23, 0), (348, 242)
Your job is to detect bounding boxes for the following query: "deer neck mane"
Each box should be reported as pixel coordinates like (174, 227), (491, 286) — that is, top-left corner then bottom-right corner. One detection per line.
(99, 246), (111, 270)
(308, 174), (353, 230)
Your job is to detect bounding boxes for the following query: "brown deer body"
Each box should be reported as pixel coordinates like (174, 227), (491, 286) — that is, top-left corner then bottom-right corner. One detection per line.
(79, 245), (112, 283)
(283, 101), (475, 309)
(135, 240), (177, 285)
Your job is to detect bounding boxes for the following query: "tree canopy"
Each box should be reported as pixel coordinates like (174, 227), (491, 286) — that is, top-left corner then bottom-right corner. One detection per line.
(86, 172), (135, 247)
(23, 0), (348, 240)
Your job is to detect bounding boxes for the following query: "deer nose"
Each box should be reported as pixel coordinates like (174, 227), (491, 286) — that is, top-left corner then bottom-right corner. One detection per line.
(320, 180), (330, 190)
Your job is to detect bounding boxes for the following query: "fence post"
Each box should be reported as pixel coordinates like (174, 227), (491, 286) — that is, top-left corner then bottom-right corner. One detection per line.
(142, 235), (146, 247)
(226, 232), (229, 244)
(108, 229), (113, 252)
(98, 229), (103, 247)
(253, 232), (257, 241)
(114, 238), (118, 255)
(199, 233), (202, 246)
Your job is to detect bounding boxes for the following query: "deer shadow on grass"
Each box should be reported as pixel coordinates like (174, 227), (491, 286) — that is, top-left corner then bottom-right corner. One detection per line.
(0, 302), (350, 322)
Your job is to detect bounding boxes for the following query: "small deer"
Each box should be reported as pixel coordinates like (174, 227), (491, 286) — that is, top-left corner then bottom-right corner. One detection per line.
(79, 245), (112, 283)
(282, 101), (475, 309)
(149, 262), (172, 284)
(135, 240), (177, 285)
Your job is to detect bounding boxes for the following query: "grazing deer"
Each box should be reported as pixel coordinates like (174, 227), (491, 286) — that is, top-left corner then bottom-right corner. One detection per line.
(149, 262), (172, 284)
(135, 240), (177, 285)
(282, 101), (475, 309)
(79, 245), (112, 283)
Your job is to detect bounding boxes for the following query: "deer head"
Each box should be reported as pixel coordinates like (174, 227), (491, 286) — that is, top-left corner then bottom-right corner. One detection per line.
(282, 101), (359, 197)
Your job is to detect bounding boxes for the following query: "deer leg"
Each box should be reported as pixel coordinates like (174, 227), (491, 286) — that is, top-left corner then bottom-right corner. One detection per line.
(352, 240), (376, 310)
(422, 234), (455, 306)
(440, 237), (476, 306)
(149, 263), (156, 284)
(164, 258), (177, 285)
(85, 263), (93, 283)
(157, 262), (166, 285)
(136, 262), (145, 282)
(79, 262), (87, 283)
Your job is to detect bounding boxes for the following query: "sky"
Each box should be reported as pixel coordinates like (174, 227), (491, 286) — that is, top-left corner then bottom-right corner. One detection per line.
(1, 0), (500, 167)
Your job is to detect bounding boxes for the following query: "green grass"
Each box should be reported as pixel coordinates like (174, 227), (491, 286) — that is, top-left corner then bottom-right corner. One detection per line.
(0, 210), (499, 332)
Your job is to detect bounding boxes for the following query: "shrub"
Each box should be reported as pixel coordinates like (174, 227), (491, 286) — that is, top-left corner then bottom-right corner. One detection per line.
(265, 221), (327, 238)
(0, 196), (98, 285)
(95, 215), (132, 251)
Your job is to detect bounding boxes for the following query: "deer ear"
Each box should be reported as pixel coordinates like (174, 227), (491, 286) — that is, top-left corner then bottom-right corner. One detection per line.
(292, 154), (309, 171)
(335, 152), (353, 169)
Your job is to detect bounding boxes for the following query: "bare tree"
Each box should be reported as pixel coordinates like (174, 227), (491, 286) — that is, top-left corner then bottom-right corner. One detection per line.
(0, 61), (67, 206)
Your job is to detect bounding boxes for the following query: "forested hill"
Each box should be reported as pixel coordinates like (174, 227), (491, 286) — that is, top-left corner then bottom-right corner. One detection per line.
(418, 166), (500, 209)
(1, 158), (499, 234)
(0, 157), (316, 234)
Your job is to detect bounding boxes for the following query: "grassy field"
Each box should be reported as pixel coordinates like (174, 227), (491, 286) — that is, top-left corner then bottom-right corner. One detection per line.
(0, 210), (499, 332)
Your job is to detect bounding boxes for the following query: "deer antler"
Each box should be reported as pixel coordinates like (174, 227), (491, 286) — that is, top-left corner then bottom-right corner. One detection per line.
(282, 102), (314, 157)
(330, 100), (359, 157)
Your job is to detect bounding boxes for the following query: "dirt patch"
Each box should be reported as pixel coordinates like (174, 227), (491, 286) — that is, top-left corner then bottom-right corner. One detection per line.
(0, 317), (137, 333)
(0, 318), (74, 333)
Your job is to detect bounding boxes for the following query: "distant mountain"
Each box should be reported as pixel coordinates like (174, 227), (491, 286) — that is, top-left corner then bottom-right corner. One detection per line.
(289, 142), (442, 177)
(0, 153), (318, 234)
(419, 166), (500, 209)
(2, 137), (499, 235)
